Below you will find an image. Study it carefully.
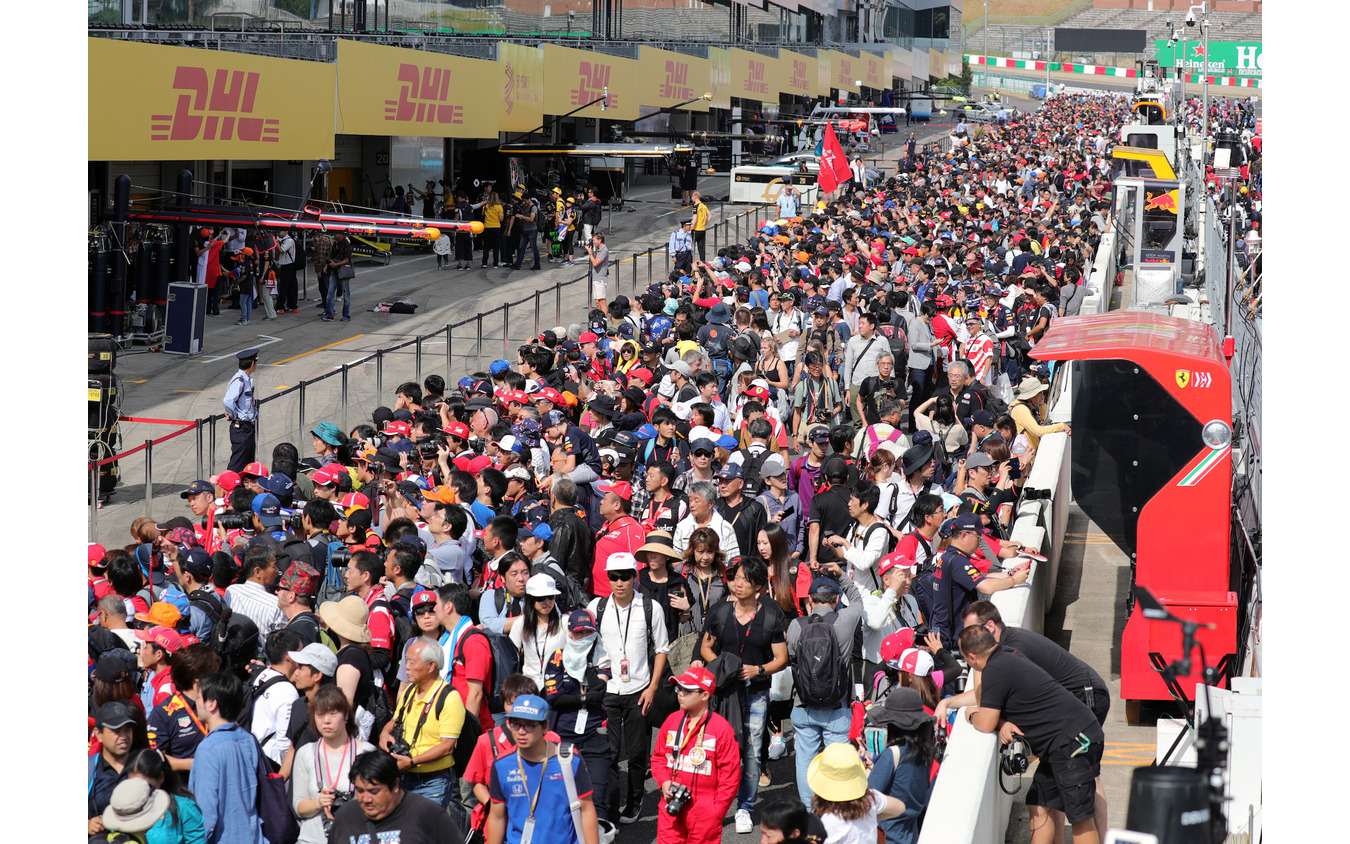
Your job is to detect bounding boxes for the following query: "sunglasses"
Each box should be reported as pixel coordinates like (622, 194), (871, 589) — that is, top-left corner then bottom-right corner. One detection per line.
(608, 570), (637, 582)
(413, 605), (437, 616)
(675, 686), (703, 696)
(693, 450), (713, 458)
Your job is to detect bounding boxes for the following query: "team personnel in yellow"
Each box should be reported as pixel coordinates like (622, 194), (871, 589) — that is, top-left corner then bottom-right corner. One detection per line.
(378, 639), (466, 811)
(482, 190), (505, 267)
(691, 191), (710, 262)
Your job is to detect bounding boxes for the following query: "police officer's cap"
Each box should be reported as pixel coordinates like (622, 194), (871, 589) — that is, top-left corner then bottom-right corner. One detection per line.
(236, 348), (260, 364)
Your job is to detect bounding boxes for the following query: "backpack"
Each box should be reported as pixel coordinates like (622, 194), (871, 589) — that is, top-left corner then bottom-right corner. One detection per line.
(211, 605), (261, 674)
(313, 535), (348, 607)
(594, 594), (663, 676)
(879, 323), (909, 370)
(251, 733), (300, 844)
(739, 448), (770, 498)
(188, 589), (223, 629)
(531, 558), (586, 613)
(237, 670), (290, 744)
(793, 613), (850, 707)
(376, 596), (415, 677)
(853, 523), (897, 593)
(393, 680), (482, 775)
(452, 627), (522, 715)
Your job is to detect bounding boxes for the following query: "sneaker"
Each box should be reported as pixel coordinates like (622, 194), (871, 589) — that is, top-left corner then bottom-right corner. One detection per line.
(736, 810), (753, 834)
(563, 260), (575, 266)
(321, 316), (334, 322)
(263, 316), (276, 321)
(530, 265), (541, 271)
(619, 804), (640, 825)
(768, 734), (787, 760)
(234, 319), (251, 326)
(287, 309), (299, 314)
(759, 771), (771, 787)
(341, 316), (350, 321)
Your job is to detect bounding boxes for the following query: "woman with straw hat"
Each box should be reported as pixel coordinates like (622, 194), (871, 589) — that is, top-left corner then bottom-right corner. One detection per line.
(637, 531), (692, 641)
(319, 595), (374, 728)
(806, 742), (905, 844)
(101, 778), (171, 843)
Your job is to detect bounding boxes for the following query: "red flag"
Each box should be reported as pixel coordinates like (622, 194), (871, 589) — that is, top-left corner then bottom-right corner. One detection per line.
(817, 122), (852, 194)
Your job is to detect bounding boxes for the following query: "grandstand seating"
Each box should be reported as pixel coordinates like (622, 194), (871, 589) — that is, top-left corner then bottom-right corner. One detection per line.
(967, 7), (1261, 59)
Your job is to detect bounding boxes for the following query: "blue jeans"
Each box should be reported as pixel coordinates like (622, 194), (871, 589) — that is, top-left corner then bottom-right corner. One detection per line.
(404, 767), (461, 826)
(239, 284), (254, 321)
(514, 230), (540, 268)
(324, 274), (350, 319)
(737, 689), (770, 813)
(790, 704), (853, 807)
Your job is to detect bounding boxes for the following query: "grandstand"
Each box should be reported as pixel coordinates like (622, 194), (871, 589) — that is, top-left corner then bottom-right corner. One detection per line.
(966, 1), (1261, 61)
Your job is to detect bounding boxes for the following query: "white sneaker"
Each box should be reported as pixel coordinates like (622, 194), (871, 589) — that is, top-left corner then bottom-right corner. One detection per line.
(768, 734), (787, 760)
(735, 810), (753, 834)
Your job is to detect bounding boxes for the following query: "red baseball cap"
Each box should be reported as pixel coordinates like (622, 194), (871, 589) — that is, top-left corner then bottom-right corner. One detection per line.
(210, 470), (242, 493)
(240, 462), (269, 479)
(412, 591), (437, 611)
(382, 421), (411, 437)
(878, 551), (917, 579)
(340, 492), (370, 511)
(312, 465), (345, 486)
(506, 390), (529, 405)
(88, 543), (108, 568)
(535, 388), (563, 405)
(627, 368), (654, 386)
(879, 628), (918, 664)
(454, 454), (493, 474)
(668, 666), (716, 695)
(135, 626), (182, 654)
(578, 331), (600, 344)
(445, 421), (472, 440)
(599, 480), (632, 501)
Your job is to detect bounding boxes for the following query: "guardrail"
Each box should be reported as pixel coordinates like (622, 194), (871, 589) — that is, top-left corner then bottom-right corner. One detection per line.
(87, 201), (781, 543)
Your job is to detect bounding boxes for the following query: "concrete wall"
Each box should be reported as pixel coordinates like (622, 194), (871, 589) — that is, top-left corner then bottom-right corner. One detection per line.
(1094, 0), (1262, 9)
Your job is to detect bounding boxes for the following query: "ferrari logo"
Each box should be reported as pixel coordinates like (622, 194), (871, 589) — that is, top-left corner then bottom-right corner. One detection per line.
(1175, 370), (1190, 389)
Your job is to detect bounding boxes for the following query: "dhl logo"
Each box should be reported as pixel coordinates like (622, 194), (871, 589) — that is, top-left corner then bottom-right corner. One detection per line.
(1144, 189), (1179, 214)
(151, 67), (279, 143)
(504, 63), (516, 116)
(744, 60), (768, 96)
(789, 59), (810, 91)
(386, 64), (464, 125)
(660, 60), (693, 100)
(839, 59), (853, 83)
(573, 61), (613, 107)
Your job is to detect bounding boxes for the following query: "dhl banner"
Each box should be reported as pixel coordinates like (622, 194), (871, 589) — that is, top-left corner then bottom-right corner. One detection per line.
(778, 50), (817, 98)
(709, 47), (732, 111)
(638, 47), (711, 112)
(891, 47), (913, 84)
(930, 49), (944, 81)
(499, 42), (545, 133)
(89, 38), (335, 160)
(859, 51), (889, 90)
(731, 49), (776, 104)
(831, 51), (861, 94)
(336, 40), (497, 140)
(542, 44), (639, 121)
(818, 51), (833, 97)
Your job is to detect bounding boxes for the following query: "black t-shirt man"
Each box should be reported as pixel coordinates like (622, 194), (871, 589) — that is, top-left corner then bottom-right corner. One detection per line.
(1001, 627), (1109, 725)
(858, 374), (905, 426)
(977, 644), (1100, 757)
(808, 485), (854, 565)
(703, 596), (788, 694)
(328, 788), (463, 844)
(283, 610), (321, 648)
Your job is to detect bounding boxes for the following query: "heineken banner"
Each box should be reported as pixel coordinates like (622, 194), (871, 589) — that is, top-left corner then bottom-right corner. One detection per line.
(1154, 40), (1262, 80)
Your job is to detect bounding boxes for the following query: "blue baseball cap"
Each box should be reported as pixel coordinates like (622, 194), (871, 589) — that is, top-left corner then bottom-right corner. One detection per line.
(809, 577), (843, 596)
(520, 522), (554, 543)
(716, 434), (738, 450)
(508, 694), (550, 722)
(635, 423), (657, 440)
(251, 493), (284, 527)
(258, 472), (294, 500)
(490, 360), (512, 377)
(542, 410), (568, 428)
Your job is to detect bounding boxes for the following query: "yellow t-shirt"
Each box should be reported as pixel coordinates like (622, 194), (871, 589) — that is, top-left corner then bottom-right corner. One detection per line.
(693, 202), (709, 231)
(483, 203), (503, 229)
(395, 680), (466, 773)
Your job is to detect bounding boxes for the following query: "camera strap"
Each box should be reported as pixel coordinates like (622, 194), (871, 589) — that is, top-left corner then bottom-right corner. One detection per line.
(316, 738), (353, 792)
(397, 680), (450, 752)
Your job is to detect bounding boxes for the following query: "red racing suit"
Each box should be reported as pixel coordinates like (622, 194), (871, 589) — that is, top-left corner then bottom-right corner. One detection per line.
(650, 708), (741, 844)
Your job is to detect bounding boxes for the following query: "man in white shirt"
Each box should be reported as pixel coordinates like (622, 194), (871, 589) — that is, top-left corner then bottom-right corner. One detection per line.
(225, 544), (285, 638)
(672, 480), (741, 558)
(860, 553), (923, 681)
(771, 292), (806, 374)
(842, 311), (889, 427)
(587, 552), (670, 824)
(248, 629), (301, 764)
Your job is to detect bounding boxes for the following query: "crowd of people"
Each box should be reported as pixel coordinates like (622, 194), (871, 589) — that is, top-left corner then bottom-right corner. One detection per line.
(89, 91), (1222, 844)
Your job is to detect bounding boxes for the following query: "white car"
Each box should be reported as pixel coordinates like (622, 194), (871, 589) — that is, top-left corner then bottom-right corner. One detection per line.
(760, 152), (881, 183)
(954, 102), (1015, 123)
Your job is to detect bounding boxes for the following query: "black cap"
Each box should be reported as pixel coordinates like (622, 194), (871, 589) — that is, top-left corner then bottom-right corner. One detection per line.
(236, 348), (259, 363)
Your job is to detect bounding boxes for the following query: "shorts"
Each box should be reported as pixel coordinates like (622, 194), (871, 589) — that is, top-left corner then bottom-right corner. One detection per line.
(593, 277), (608, 301)
(1024, 727), (1103, 825)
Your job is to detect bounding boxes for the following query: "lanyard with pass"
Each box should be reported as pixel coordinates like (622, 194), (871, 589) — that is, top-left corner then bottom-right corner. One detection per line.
(515, 749), (548, 844)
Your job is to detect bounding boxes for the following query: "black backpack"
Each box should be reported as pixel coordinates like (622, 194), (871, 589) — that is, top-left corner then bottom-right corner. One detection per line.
(211, 605), (261, 676)
(739, 449), (770, 498)
(375, 596), (415, 677)
(237, 669), (291, 744)
(794, 613), (850, 708)
(530, 558), (587, 614)
(452, 626), (522, 715)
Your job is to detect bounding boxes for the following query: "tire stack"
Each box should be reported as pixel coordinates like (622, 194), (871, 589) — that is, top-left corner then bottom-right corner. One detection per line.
(88, 333), (121, 499)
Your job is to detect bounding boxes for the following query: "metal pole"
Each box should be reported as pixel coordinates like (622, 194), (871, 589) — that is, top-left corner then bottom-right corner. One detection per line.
(144, 439), (154, 519)
(1202, 13), (1210, 175)
(476, 315), (484, 371)
(376, 350), (383, 400)
(554, 285), (561, 326)
(984, 0), (988, 58)
(90, 462), (99, 540)
(298, 382), (306, 447)
(647, 248), (653, 286)
(446, 325), (453, 376)
(736, 214), (740, 243)
(503, 303), (511, 361)
(1224, 183), (1236, 342)
(415, 337), (423, 384)
(587, 265), (594, 310)
(255, 407), (262, 461)
(195, 421), (205, 481)
(534, 291), (542, 338)
(340, 365), (350, 431)
(209, 417), (217, 470)
(632, 253), (638, 295)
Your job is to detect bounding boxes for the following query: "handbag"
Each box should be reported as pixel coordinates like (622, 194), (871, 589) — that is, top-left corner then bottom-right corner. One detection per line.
(336, 264), (356, 281)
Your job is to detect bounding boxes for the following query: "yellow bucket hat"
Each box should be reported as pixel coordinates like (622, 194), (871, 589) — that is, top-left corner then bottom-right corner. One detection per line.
(806, 743), (869, 803)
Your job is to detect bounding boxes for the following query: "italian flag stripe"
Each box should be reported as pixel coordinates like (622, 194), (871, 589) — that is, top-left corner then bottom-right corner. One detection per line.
(1178, 446), (1229, 487)
(964, 55), (1259, 87)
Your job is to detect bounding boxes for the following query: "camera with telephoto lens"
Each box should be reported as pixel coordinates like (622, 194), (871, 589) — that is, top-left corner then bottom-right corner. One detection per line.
(216, 513), (253, 531)
(912, 623), (929, 640)
(320, 790), (354, 836)
(665, 783), (692, 816)
(417, 436), (447, 461)
(934, 723), (949, 762)
(286, 513), (306, 533)
(329, 547), (352, 568)
(1000, 735), (1030, 776)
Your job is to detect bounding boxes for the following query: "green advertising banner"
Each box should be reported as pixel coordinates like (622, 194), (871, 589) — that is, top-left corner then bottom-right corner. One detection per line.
(1153, 40), (1262, 79)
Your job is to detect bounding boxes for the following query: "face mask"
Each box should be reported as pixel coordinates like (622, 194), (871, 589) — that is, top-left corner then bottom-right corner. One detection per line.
(563, 634), (597, 681)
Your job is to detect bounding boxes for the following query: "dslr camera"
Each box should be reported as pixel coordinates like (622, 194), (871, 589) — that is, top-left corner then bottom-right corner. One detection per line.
(216, 513), (253, 531)
(665, 783), (692, 816)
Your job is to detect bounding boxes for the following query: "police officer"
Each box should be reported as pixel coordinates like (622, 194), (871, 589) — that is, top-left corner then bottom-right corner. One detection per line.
(224, 349), (259, 472)
(669, 219), (694, 275)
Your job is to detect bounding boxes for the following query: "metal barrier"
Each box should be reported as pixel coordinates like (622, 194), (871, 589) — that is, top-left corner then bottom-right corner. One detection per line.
(88, 204), (767, 542)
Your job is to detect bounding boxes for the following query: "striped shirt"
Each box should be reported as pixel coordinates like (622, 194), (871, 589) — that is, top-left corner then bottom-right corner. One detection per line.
(963, 334), (996, 384)
(225, 580), (285, 639)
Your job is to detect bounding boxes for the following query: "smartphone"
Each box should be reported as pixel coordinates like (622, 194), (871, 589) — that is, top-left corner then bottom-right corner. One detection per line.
(779, 506), (796, 519)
